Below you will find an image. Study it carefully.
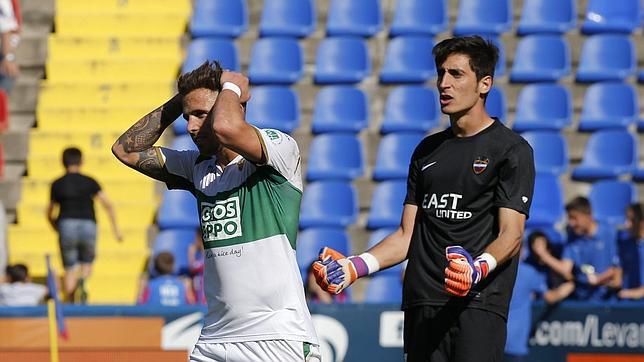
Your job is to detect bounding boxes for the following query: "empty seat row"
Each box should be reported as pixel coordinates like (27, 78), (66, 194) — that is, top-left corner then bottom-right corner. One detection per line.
(190, 0), (641, 39)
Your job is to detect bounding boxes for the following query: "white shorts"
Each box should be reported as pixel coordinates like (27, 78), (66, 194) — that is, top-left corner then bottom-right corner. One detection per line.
(189, 340), (321, 362)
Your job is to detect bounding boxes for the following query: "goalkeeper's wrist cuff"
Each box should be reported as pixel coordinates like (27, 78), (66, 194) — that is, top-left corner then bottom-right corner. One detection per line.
(476, 252), (498, 276)
(348, 252), (380, 278)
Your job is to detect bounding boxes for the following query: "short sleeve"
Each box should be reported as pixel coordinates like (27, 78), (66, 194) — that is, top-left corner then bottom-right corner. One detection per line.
(404, 148), (422, 206)
(89, 177), (101, 196)
(50, 182), (59, 203)
(256, 128), (302, 191)
(159, 147), (199, 190)
(494, 141), (535, 217)
(0, 0), (18, 33)
(532, 270), (548, 296)
(562, 244), (576, 263)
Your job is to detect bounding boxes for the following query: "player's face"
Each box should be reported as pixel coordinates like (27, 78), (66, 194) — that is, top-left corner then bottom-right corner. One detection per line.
(566, 210), (593, 236)
(182, 88), (220, 156)
(436, 53), (491, 116)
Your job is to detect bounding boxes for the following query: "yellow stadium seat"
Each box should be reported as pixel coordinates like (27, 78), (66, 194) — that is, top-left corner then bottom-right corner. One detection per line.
(36, 106), (155, 131)
(47, 35), (183, 62)
(86, 274), (141, 304)
(27, 154), (151, 181)
(28, 130), (125, 157)
(55, 0), (191, 16)
(38, 81), (174, 110)
(55, 13), (187, 37)
(46, 58), (180, 83)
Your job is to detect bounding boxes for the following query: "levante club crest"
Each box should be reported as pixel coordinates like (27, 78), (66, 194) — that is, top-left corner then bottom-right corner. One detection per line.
(473, 157), (489, 174)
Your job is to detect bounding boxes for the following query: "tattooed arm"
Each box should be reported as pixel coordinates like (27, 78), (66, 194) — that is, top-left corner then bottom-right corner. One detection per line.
(111, 94), (182, 182)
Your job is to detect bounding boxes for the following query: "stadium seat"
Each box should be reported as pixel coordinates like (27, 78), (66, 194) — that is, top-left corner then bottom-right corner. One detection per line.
(520, 131), (568, 176)
(173, 115), (188, 135)
(390, 0), (448, 36)
(364, 275), (403, 303)
(296, 227), (350, 277)
(306, 134), (364, 181)
(326, 0), (383, 37)
(572, 130), (637, 181)
(373, 133), (425, 181)
(486, 86), (506, 123)
(157, 190), (200, 230)
(589, 180), (637, 225)
(367, 228), (397, 249)
(259, 0), (315, 38)
(182, 38), (239, 74)
(581, 0), (641, 34)
(150, 229), (197, 277)
(55, 13), (186, 37)
(578, 82), (638, 132)
(453, 0), (512, 35)
(299, 181), (358, 228)
(512, 84), (572, 132)
(524, 226), (565, 246)
(245, 86), (299, 133)
(510, 35), (570, 82)
(47, 35), (182, 62)
(526, 173), (564, 227)
(381, 86), (440, 134)
(191, 0), (248, 38)
(170, 134), (198, 151)
(379, 36), (436, 84)
(517, 0), (576, 35)
(248, 37), (303, 85)
(576, 34), (636, 83)
(311, 86), (368, 133)
(314, 37), (370, 84)
(367, 180), (407, 229)
(633, 168), (644, 182)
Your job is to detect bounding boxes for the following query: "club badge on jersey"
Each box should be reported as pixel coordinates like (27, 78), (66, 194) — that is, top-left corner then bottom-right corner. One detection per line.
(472, 157), (489, 174)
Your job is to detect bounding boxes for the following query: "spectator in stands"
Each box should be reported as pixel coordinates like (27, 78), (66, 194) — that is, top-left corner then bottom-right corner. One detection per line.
(527, 231), (572, 286)
(46, 147), (123, 303)
(137, 252), (193, 306)
(618, 203), (644, 300)
(0, 264), (47, 306)
(504, 232), (574, 361)
(187, 229), (206, 305)
(562, 196), (622, 300)
(0, 0), (19, 93)
(305, 263), (347, 304)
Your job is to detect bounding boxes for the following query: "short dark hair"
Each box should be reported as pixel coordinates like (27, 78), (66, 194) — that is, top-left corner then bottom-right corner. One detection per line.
(527, 230), (551, 254)
(6, 264), (28, 283)
(62, 147), (82, 168)
(432, 36), (499, 81)
(154, 252), (175, 275)
(566, 196), (592, 215)
(177, 61), (223, 96)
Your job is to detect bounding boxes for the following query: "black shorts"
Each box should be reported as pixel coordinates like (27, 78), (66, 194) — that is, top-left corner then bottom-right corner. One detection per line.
(404, 303), (507, 362)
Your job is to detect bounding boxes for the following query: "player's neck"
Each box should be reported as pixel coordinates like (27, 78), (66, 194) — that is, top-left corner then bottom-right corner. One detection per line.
(449, 105), (494, 138)
(216, 148), (239, 168)
(65, 165), (81, 174)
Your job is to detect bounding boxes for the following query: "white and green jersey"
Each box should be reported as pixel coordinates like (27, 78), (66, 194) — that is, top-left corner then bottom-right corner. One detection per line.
(160, 128), (318, 344)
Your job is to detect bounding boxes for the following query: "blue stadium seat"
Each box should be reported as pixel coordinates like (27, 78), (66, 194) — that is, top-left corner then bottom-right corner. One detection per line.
(634, 168), (644, 182)
(311, 86), (368, 133)
(520, 131), (568, 176)
(578, 82), (638, 132)
(379, 36), (436, 84)
(589, 180), (637, 225)
(510, 35), (570, 83)
(367, 228), (397, 249)
(453, 0), (512, 35)
(314, 37), (370, 84)
(296, 227), (350, 277)
(572, 130), (637, 181)
(576, 34), (636, 83)
(173, 115), (188, 135)
(581, 0), (641, 34)
(364, 275), (403, 303)
(373, 133), (425, 181)
(512, 84), (572, 132)
(191, 0), (248, 38)
(367, 180), (407, 229)
(390, 0), (447, 36)
(306, 134), (364, 181)
(171, 134), (198, 151)
(526, 173), (563, 228)
(300, 181), (358, 228)
(157, 190), (199, 230)
(182, 38), (239, 74)
(486, 86), (506, 123)
(326, 0), (383, 37)
(150, 229), (196, 277)
(381, 86), (440, 134)
(524, 227), (565, 246)
(248, 37), (303, 85)
(517, 0), (576, 35)
(245, 86), (299, 133)
(259, 0), (315, 38)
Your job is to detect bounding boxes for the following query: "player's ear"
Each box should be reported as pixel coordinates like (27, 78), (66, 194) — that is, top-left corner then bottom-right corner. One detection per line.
(478, 75), (492, 95)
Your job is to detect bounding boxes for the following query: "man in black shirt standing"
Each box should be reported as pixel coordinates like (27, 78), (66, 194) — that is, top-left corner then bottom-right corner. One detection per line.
(313, 36), (535, 361)
(47, 147), (123, 303)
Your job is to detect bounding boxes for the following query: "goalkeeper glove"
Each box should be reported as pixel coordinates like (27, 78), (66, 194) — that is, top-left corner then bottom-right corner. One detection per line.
(444, 246), (497, 297)
(312, 247), (380, 295)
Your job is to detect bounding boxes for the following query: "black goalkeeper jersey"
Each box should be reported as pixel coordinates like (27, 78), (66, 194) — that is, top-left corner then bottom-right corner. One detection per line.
(402, 119), (535, 319)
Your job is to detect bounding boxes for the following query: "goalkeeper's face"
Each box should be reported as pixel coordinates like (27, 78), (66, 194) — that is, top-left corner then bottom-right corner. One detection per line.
(436, 53), (491, 117)
(183, 88), (220, 156)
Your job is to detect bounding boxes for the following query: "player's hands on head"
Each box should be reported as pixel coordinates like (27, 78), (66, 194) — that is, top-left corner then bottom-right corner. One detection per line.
(444, 246), (491, 297)
(220, 71), (250, 103)
(312, 247), (358, 295)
